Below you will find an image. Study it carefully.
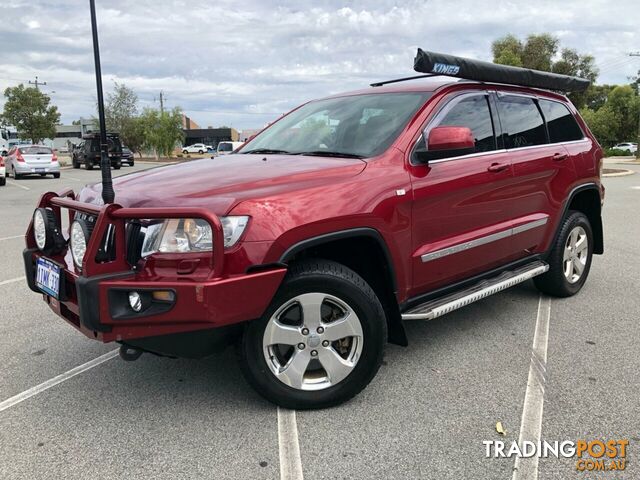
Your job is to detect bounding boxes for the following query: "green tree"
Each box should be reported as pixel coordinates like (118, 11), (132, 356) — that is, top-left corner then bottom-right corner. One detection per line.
(102, 82), (143, 154)
(140, 107), (184, 159)
(1, 84), (60, 143)
(491, 34), (598, 108)
(580, 86), (640, 148)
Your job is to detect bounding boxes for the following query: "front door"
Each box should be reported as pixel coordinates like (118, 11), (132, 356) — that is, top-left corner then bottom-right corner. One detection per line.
(408, 91), (517, 297)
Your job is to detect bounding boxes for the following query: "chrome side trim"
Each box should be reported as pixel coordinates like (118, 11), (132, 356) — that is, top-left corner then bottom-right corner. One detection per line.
(402, 261), (549, 320)
(420, 217), (548, 263)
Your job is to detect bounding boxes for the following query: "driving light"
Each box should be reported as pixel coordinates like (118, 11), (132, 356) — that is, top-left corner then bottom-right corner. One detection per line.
(70, 220), (90, 268)
(32, 208), (65, 253)
(128, 291), (143, 312)
(141, 216), (249, 256)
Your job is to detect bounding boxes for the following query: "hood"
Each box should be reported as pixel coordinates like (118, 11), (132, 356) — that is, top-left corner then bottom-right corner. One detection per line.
(78, 154), (367, 215)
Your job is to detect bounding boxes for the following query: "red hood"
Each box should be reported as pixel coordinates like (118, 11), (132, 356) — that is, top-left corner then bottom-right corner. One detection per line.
(78, 154), (367, 215)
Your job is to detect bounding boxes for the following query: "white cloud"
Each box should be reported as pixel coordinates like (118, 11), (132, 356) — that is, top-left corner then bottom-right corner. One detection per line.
(1, 0), (638, 129)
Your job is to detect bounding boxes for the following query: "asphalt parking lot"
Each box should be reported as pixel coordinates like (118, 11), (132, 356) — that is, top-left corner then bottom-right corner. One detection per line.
(0, 163), (638, 479)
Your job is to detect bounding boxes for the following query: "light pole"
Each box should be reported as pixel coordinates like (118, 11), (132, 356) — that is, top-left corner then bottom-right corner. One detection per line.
(89, 0), (114, 204)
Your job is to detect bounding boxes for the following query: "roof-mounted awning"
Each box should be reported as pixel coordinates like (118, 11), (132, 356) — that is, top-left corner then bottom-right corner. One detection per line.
(412, 49), (590, 92)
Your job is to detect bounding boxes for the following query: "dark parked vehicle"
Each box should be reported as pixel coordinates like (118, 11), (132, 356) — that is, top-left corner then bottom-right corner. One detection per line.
(72, 133), (122, 170)
(22, 51), (604, 409)
(121, 147), (134, 166)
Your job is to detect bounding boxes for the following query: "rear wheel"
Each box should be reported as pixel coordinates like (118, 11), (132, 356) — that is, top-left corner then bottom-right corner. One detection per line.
(113, 162), (121, 170)
(182, 149), (188, 154)
(85, 159), (93, 170)
(534, 211), (593, 297)
(238, 259), (387, 409)
(12, 167), (21, 179)
(53, 173), (60, 179)
(198, 150), (204, 154)
(0, 177), (5, 186)
(72, 156), (80, 169)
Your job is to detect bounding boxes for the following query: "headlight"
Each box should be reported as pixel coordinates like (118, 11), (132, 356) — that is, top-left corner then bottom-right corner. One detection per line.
(141, 216), (249, 256)
(70, 220), (90, 268)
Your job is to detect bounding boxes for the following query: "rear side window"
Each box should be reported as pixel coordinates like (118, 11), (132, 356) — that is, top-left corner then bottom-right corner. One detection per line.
(437, 95), (496, 153)
(497, 96), (546, 148)
(538, 99), (583, 143)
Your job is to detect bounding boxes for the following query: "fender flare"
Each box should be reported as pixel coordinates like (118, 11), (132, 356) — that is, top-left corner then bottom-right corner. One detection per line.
(552, 183), (603, 255)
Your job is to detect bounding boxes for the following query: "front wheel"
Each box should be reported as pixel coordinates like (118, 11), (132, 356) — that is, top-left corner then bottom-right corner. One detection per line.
(534, 211), (593, 297)
(238, 259), (387, 409)
(85, 160), (93, 170)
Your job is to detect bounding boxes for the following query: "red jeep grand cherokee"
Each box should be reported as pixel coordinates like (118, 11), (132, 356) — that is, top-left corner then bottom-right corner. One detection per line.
(23, 52), (604, 409)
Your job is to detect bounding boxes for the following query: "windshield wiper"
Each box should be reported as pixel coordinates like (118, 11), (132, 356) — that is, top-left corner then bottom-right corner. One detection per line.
(242, 148), (291, 155)
(292, 150), (365, 159)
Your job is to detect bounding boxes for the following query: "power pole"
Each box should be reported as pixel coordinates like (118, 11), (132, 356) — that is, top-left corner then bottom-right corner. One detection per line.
(630, 52), (640, 158)
(28, 76), (47, 90)
(159, 91), (165, 114)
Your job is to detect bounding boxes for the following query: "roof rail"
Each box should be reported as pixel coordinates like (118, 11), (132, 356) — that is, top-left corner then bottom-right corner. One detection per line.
(413, 49), (590, 92)
(370, 74), (442, 87)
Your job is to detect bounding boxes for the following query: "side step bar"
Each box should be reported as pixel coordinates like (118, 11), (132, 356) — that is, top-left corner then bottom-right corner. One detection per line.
(401, 261), (549, 321)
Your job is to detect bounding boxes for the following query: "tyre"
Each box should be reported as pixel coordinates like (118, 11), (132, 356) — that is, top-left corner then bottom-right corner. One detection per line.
(0, 176), (5, 186)
(113, 162), (121, 170)
(53, 173), (60, 179)
(182, 150), (188, 154)
(238, 259), (387, 409)
(85, 160), (93, 170)
(13, 167), (21, 179)
(130, 160), (134, 167)
(534, 211), (593, 297)
(72, 157), (80, 169)
(198, 150), (204, 154)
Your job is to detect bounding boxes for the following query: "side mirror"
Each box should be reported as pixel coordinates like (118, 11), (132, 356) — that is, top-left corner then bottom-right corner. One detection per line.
(415, 126), (475, 163)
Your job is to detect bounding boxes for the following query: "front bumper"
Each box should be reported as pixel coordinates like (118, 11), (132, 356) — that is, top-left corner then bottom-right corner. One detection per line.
(23, 190), (286, 345)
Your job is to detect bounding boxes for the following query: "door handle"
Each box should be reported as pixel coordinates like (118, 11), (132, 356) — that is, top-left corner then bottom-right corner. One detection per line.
(487, 162), (509, 172)
(552, 153), (568, 161)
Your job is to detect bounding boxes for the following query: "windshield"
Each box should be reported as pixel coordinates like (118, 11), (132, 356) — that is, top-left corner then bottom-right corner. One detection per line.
(217, 142), (233, 152)
(241, 92), (430, 158)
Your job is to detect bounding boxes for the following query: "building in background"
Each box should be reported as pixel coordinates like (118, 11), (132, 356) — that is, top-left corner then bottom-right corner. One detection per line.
(183, 127), (239, 148)
(239, 129), (260, 142)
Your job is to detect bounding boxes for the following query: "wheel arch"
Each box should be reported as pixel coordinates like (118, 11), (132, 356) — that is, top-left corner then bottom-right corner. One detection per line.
(562, 184), (603, 255)
(279, 228), (408, 346)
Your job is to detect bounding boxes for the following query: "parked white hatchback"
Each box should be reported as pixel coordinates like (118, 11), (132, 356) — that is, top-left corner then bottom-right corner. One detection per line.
(182, 143), (212, 154)
(613, 142), (637, 154)
(4, 145), (61, 179)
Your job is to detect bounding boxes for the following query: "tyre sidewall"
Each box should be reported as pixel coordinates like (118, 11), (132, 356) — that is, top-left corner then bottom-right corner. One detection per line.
(549, 211), (594, 296)
(240, 268), (385, 409)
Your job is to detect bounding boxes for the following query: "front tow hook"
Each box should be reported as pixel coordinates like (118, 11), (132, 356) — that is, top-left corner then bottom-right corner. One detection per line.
(119, 345), (143, 361)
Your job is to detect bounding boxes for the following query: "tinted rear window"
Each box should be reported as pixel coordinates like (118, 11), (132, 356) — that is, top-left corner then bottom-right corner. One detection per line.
(539, 100), (583, 143)
(20, 146), (52, 155)
(497, 96), (546, 148)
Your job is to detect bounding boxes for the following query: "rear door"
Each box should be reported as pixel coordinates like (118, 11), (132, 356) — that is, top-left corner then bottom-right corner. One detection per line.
(496, 94), (580, 257)
(409, 90), (516, 296)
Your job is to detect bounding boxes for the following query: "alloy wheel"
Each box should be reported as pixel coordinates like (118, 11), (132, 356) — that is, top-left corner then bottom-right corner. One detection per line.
(263, 292), (364, 391)
(563, 226), (588, 283)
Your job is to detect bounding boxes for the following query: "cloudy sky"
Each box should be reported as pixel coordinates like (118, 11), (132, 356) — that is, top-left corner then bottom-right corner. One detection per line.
(1, 0), (638, 130)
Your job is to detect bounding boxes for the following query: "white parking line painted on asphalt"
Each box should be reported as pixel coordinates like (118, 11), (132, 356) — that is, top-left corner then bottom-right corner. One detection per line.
(0, 235), (23, 242)
(0, 349), (119, 413)
(0, 276), (26, 287)
(63, 175), (85, 182)
(7, 181), (30, 190)
(512, 295), (551, 480)
(277, 407), (304, 480)
(632, 186), (640, 190)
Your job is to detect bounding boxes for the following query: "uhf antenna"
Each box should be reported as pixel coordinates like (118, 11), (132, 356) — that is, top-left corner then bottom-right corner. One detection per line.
(89, 0), (114, 204)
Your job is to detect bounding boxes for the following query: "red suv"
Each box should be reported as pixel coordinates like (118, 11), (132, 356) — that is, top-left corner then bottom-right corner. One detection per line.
(23, 53), (604, 409)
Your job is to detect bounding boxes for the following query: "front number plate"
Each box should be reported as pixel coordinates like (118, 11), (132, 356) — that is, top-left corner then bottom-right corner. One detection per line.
(36, 258), (60, 299)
